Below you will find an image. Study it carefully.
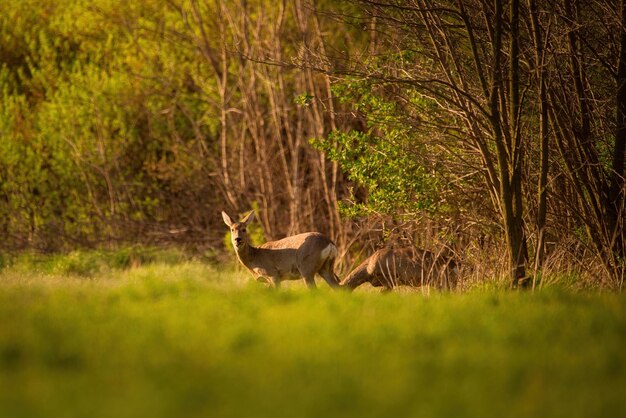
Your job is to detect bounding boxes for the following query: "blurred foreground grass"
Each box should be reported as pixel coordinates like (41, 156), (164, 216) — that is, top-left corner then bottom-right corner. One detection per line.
(1, 251), (625, 418)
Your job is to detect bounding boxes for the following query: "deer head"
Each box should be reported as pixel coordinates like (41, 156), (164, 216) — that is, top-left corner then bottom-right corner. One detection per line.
(222, 211), (255, 250)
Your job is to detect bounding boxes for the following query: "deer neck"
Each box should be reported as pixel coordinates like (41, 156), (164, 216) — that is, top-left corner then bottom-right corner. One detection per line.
(234, 243), (259, 269)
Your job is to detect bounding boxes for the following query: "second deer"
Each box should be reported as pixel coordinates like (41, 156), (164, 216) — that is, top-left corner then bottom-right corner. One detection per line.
(341, 247), (458, 291)
(222, 210), (341, 289)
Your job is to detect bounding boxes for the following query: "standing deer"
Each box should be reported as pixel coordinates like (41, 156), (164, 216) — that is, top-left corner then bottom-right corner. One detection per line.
(341, 247), (458, 291)
(221, 210), (340, 289)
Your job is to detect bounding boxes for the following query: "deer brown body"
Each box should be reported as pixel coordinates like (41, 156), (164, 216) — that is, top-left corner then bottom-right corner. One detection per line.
(222, 211), (340, 289)
(341, 247), (457, 291)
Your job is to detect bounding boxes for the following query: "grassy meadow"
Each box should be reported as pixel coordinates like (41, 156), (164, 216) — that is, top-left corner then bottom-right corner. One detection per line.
(1, 250), (625, 418)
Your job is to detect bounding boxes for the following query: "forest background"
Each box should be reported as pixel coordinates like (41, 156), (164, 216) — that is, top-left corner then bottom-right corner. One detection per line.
(0, 0), (624, 289)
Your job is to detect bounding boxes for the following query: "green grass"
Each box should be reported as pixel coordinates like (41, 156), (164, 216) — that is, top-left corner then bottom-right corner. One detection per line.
(1, 256), (625, 418)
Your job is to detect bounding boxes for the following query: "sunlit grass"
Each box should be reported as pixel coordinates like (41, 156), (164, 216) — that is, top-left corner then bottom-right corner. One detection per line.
(1, 253), (625, 418)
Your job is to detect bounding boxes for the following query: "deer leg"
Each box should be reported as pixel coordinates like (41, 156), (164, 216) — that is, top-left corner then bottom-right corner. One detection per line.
(318, 260), (340, 288)
(270, 277), (281, 289)
(321, 273), (340, 288)
(303, 275), (317, 289)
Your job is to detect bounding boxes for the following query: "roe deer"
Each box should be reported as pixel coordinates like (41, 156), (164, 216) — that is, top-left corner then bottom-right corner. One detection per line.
(341, 247), (458, 291)
(221, 210), (340, 289)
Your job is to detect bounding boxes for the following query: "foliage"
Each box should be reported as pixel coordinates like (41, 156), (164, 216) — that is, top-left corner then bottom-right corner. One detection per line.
(313, 0), (625, 286)
(0, 0), (359, 252)
(0, 264), (625, 418)
(313, 79), (440, 218)
(0, 0), (221, 250)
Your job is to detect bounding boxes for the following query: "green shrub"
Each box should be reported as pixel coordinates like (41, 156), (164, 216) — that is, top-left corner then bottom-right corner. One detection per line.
(0, 247), (190, 277)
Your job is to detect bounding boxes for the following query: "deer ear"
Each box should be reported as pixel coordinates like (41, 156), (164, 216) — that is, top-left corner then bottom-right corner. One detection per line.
(221, 211), (234, 227)
(241, 210), (255, 225)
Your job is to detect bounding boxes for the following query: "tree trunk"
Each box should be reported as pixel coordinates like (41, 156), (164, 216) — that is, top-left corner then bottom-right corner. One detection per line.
(528, 0), (549, 285)
(490, 0), (527, 287)
(610, 0), (626, 287)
